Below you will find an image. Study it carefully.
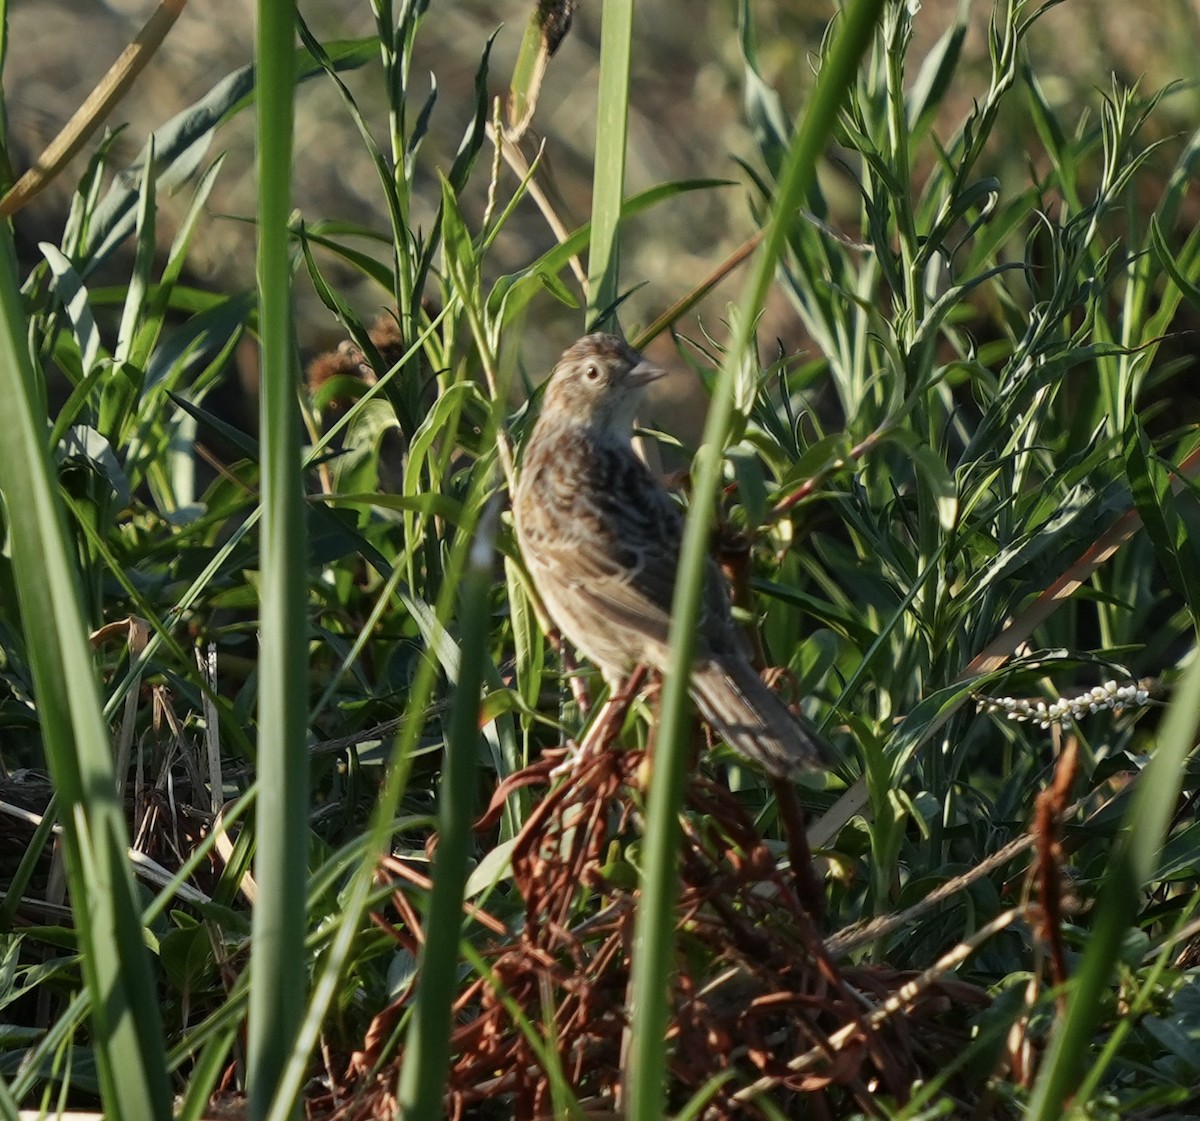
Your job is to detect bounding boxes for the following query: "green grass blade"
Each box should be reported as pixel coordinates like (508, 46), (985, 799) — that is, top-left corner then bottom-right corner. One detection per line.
(1124, 416), (1200, 629)
(112, 137), (156, 370)
(396, 505), (497, 1120)
(0, 793), (58, 931)
(1026, 649), (1200, 1118)
(0, 1072), (16, 1121)
(624, 0), (887, 1117)
(176, 1024), (241, 1121)
(246, 0), (309, 1116)
(0, 224), (171, 1115)
(586, 0), (632, 327)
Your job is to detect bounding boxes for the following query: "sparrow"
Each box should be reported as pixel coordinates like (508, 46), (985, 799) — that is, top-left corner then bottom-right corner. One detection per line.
(513, 333), (829, 778)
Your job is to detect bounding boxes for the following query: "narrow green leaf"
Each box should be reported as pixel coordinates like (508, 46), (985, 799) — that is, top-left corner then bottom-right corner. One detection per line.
(1027, 651), (1200, 1118)
(1150, 213), (1200, 311)
(447, 31), (496, 193)
(738, 0), (792, 176)
(905, 0), (969, 134)
(506, 556), (544, 711)
(396, 505), (497, 1120)
(626, 1), (888, 1118)
(113, 136), (157, 367)
(41, 244), (102, 376)
(1125, 417), (1200, 628)
(587, 0), (633, 326)
(0, 218), (171, 1120)
(293, 225), (393, 290)
(246, 1), (309, 1116)
(911, 442), (959, 531)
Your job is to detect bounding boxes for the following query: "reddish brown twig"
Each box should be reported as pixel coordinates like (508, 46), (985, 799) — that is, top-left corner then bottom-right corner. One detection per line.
(1032, 737), (1079, 1004)
(316, 742), (988, 1121)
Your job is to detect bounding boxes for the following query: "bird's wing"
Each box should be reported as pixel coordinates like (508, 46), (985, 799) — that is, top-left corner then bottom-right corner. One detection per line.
(518, 437), (728, 660)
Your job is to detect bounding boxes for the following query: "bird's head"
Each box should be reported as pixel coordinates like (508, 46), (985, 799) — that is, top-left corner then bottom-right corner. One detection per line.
(538, 333), (665, 437)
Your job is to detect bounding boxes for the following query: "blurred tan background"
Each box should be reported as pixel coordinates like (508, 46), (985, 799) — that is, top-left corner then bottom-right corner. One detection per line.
(6, 0), (1200, 436)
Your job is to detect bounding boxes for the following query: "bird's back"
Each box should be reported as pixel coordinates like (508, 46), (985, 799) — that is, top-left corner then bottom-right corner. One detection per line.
(516, 420), (699, 673)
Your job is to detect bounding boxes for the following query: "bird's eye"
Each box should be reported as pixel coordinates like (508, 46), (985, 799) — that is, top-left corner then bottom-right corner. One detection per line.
(583, 363), (602, 382)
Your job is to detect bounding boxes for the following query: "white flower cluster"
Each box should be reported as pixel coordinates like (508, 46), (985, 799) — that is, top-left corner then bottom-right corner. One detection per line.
(977, 680), (1150, 728)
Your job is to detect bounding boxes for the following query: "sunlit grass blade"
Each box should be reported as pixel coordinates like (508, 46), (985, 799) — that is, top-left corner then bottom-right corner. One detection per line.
(1026, 649), (1200, 1118)
(0, 222), (171, 1115)
(396, 505), (497, 1121)
(586, 0), (632, 327)
(624, 0), (887, 1116)
(0, 1071), (17, 1121)
(246, 0), (309, 1116)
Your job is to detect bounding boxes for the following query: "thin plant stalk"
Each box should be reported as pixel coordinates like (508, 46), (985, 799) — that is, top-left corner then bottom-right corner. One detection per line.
(587, 0), (633, 326)
(0, 227), (172, 1116)
(396, 180), (514, 1121)
(1026, 650), (1200, 1118)
(246, 0), (309, 1116)
(395, 504), (498, 1120)
(624, 0), (887, 1116)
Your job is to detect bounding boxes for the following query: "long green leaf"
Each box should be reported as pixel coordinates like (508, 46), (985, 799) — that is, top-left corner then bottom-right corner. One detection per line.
(395, 507), (497, 1121)
(1125, 416), (1200, 629)
(1026, 650), (1200, 1118)
(0, 1071), (17, 1121)
(625, 0), (887, 1116)
(246, 1), (309, 1117)
(0, 221), (170, 1117)
(587, 0), (633, 326)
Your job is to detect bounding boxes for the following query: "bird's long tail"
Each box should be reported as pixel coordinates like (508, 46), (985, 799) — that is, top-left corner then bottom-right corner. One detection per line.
(689, 656), (830, 778)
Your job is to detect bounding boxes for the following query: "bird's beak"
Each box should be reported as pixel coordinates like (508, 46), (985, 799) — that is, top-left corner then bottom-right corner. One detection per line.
(627, 359), (667, 388)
